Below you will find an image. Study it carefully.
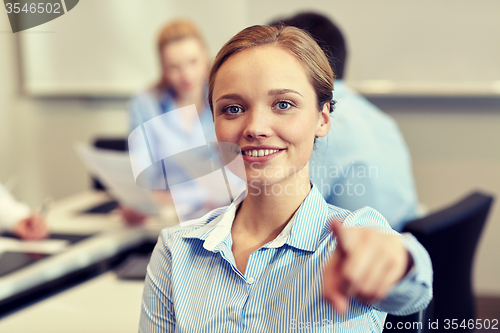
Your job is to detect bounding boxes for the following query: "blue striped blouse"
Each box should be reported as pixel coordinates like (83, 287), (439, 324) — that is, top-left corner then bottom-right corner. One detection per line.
(139, 185), (432, 332)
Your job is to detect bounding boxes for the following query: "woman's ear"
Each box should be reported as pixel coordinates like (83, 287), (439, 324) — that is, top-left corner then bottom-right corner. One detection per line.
(315, 102), (331, 137)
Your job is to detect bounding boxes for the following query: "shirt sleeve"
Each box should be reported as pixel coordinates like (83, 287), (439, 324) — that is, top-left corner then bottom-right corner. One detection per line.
(373, 233), (433, 316)
(128, 93), (146, 133)
(0, 183), (31, 231)
(129, 89), (165, 133)
(139, 231), (176, 333)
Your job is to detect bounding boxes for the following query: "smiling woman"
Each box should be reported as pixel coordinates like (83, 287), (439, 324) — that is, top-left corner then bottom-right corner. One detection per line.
(212, 45), (330, 192)
(139, 25), (433, 333)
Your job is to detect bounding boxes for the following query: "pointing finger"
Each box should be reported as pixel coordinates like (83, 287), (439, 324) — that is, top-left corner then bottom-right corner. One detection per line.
(323, 251), (348, 314)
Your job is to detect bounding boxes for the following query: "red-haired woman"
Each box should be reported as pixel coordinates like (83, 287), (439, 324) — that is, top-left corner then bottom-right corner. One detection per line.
(123, 20), (216, 225)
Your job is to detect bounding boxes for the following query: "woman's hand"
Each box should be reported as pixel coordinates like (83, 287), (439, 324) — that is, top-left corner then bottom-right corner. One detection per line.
(14, 214), (49, 240)
(323, 221), (411, 314)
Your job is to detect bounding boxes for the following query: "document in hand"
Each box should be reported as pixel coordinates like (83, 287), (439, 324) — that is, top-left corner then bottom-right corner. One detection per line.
(74, 142), (157, 215)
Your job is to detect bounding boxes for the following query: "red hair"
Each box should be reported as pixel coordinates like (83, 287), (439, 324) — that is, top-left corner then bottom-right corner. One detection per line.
(156, 19), (208, 89)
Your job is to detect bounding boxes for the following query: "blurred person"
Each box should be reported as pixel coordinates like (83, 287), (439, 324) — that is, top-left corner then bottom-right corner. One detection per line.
(272, 13), (419, 231)
(0, 183), (48, 240)
(139, 25), (432, 332)
(129, 19), (214, 140)
(123, 19), (217, 225)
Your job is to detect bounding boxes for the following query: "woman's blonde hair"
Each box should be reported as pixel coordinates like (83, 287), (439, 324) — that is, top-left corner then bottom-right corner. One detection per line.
(156, 19), (208, 89)
(208, 25), (334, 113)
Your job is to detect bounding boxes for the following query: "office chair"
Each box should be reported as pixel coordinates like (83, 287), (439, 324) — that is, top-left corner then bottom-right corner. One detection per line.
(384, 191), (494, 333)
(92, 137), (128, 190)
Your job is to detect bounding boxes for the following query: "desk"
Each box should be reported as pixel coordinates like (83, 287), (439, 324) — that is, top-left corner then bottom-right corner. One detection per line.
(0, 272), (144, 333)
(0, 190), (166, 332)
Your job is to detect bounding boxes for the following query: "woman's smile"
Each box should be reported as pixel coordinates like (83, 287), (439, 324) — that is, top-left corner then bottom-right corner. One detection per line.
(240, 146), (286, 162)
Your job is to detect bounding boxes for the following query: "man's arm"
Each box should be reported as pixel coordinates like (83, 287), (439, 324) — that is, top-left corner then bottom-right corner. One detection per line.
(0, 183), (31, 230)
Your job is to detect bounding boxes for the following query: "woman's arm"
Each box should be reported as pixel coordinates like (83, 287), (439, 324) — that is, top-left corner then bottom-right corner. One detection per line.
(128, 92), (149, 133)
(139, 232), (176, 333)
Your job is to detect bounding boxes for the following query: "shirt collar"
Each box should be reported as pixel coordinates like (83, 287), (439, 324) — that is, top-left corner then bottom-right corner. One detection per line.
(158, 87), (176, 111)
(281, 184), (331, 252)
(182, 190), (246, 251)
(182, 184), (331, 253)
(159, 86), (212, 117)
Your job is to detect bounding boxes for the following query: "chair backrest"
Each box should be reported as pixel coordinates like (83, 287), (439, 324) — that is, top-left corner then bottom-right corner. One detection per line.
(404, 191), (493, 325)
(384, 191), (494, 333)
(92, 137), (128, 190)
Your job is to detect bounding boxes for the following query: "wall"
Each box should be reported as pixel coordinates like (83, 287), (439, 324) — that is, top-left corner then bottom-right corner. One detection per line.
(0, 17), (15, 185)
(246, 0), (500, 95)
(381, 99), (500, 296)
(1, 14), (129, 205)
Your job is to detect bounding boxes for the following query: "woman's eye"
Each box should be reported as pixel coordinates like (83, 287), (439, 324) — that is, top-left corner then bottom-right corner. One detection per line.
(224, 106), (243, 114)
(275, 101), (292, 110)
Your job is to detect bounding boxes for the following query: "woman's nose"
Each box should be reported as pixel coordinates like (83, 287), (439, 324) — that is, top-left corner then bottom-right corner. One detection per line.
(243, 108), (273, 139)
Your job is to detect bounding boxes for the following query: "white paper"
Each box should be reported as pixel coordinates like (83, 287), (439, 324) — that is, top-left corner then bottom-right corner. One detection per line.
(74, 142), (157, 215)
(0, 237), (68, 254)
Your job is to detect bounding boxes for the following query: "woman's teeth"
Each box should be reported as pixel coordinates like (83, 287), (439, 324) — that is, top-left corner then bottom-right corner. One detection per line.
(243, 149), (280, 157)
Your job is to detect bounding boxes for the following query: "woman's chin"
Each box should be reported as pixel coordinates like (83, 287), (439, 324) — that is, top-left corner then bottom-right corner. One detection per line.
(245, 174), (312, 197)
(245, 177), (290, 189)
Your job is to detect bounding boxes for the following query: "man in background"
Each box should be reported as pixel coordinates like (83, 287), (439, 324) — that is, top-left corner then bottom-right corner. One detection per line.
(273, 12), (419, 231)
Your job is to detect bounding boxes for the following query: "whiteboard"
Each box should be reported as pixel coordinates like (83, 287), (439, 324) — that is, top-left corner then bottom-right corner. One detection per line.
(20, 0), (500, 96)
(20, 0), (247, 96)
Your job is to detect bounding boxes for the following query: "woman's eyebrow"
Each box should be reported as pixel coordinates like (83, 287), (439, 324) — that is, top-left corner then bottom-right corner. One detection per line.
(216, 94), (243, 103)
(268, 89), (302, 97)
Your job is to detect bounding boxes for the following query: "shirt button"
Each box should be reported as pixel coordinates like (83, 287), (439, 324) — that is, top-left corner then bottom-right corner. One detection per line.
(247, 277), (255, 284)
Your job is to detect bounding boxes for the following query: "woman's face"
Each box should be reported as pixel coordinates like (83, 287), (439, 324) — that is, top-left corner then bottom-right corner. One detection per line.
(212, 45), (330, 187)
(161, 37), (208, 97)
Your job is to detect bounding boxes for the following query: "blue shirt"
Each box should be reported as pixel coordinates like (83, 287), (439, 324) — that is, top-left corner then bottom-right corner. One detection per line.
(129, 87), (216, 144)
(128, 88), (220, 220)
(311, 80), (419, 231)
(139, 185), (432, 332)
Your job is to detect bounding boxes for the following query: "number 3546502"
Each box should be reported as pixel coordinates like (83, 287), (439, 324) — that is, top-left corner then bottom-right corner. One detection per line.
(5, 2), (61, 14)
(443, 318), (498, 330)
